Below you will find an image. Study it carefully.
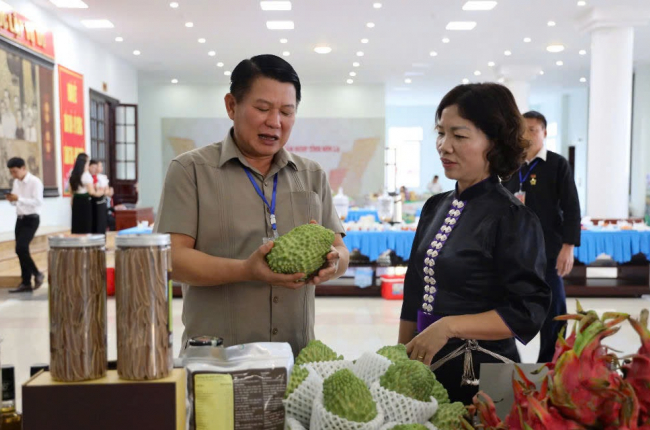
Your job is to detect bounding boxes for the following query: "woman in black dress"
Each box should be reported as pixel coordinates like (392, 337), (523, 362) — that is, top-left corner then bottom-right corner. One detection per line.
(399, 83), (551, 405)
(69, 153), (105, 234)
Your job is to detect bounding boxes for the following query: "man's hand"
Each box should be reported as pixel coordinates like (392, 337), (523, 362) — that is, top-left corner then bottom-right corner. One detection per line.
(244, 241), (307, 289)
(309, 246), (340, 285)
(557, 244), (575, 277)
(5, 193), (18, 202)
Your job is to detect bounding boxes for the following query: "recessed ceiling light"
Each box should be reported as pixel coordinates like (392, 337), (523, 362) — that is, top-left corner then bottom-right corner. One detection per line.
(462, 78), (470, 84)
(579, 49), (587, 55)
(539, 70), (545, 75)
(185, 22), (194, 28)
(373, 2), (382, 8)
(280, 38), (288, 44)
(577, 0), (586, 6)
(548, 21), (556, 27)
(266, 21), (294, 30)
(171, 79), (178, 84)
(357, 51), (364, 56)
(474, 70), (482, 76)
(405, 78), (412, 84)
(260, 1), (292, 11)
(524, 37), (532, 43)
(224, 71), (231, 76)
(169, 1), (179, 8)
(462, 1), (498, 11)
(367, 22), (375, 28)
(50, 0), (88, 8)
(430, 51), (438, 57)
(347, 79), (354, 84)
(442, 37), (450, 43)
(498, 77), (505, 83)
(282, 51), (290, 56)
(361, 38), (369, 44)
(115, 36), (123, 42)
(208, 51), (216, 56)
(314, 46), (332, 54)
(133, 50), (141, 56)
(556, 60), (564, 66)
(446, 21), (477, 30)
(350, 72), (357, 77)
(198, 38), (206, 43)
(547, 44), (565, 53)
(81, 19), (114, 29)
(504, 50), (512, 56)
(217, 62), (224, 67)
(353, 62), (360, 67)
(580, 77), (587, 82)
(488, 61), (495, 67)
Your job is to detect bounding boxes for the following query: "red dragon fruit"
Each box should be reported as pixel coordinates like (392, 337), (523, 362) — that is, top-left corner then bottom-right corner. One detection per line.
(623, 310), (650, 426)
(550, 312), (635, 428)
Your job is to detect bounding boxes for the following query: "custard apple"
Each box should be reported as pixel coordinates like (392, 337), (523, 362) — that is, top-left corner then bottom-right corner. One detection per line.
(266, 223), (335, 279)
(323, 369), (378, 423)
(430, 402), (467, 430)
(285, 365), (309, 399)
(380, 360), (437, 402)
(295, 340), (343, 365)
(377, 344), (410, 363)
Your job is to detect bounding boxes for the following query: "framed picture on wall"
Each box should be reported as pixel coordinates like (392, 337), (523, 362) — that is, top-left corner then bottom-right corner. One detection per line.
(0, 39), (57, 198)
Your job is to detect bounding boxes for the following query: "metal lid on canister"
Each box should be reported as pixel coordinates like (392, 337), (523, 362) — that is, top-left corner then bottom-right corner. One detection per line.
(48, 234), (106, 248)
(115, 234), (171, 248)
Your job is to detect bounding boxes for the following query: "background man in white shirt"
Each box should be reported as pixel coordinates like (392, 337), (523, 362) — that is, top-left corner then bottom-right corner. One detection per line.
(5, 157), (44, 293)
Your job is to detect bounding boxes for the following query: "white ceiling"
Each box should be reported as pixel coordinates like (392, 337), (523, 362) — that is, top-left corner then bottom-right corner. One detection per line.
(30, 0), (650, 104)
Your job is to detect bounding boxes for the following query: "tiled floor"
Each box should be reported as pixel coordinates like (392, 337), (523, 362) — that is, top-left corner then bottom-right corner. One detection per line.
(1, 285), (649, 410)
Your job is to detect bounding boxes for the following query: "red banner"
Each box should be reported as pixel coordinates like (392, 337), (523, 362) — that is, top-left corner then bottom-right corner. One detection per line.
(0, 11), (55, 60)
(58, 66), (85, 197)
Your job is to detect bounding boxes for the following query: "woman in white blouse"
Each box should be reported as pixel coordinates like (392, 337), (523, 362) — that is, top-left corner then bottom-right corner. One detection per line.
(69, 153), (104, 233)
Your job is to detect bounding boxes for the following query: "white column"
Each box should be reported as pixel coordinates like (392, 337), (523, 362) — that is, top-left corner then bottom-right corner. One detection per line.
(578, 7), (650, 218)
(631, 64), (650, 218)
(499, 65), (542, 113)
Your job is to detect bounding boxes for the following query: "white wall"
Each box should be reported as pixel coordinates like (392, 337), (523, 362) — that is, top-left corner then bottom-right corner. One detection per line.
(0, 0), (138, 233)
(631, 64), (650, 218)
(137, 81), (385, 210)
(385, 104), (456, 194)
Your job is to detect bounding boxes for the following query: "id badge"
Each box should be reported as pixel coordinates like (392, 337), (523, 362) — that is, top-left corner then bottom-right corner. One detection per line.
(514, 191), (526, 205)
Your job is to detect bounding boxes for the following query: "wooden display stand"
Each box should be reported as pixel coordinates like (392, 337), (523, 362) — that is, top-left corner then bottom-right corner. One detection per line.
(564, 260), (650, 297)
(22, 369), (186, 430)
(114, 207), (155, 231)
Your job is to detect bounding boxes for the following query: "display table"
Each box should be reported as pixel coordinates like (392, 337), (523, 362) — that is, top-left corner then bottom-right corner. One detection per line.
(343, 230), (416, 262)
(346, 209), (380, 222)
(567, 229), (650, 297)
(574, 229), (650, 264)
(114, 207), (155, 231)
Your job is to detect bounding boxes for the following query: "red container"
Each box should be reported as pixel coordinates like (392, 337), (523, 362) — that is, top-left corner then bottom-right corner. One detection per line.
(106, 267), (115, 296)
(381, 274), (404, 300)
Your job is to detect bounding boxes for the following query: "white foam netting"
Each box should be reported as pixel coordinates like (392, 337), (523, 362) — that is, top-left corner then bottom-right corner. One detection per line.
(285, 417), (309, 430)
(310, 392), (385, 430)
(283, 365), (324, 427)
(308, 359), (354, 379)
(370, 382), (438, 425)
(379, 422), (437, 430)
(351, 352), (392, 387)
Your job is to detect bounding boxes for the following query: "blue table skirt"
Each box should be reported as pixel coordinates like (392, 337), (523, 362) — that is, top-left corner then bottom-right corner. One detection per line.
(575, 229), (650, 264)
(346, 209), (381, 223)
(117, 226), (154, 235)
(343, 230), (416, 262)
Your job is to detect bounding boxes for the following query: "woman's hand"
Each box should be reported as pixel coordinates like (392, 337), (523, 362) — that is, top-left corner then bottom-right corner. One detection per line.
(406, 318), (453, 366)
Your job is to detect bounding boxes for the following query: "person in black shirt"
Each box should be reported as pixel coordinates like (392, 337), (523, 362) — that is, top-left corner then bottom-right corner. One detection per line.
(503, 111), (581, 364)
(399, 83), (551, 405)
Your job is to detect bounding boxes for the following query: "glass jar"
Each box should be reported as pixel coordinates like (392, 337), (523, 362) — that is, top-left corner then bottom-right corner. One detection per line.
(48, 234), (107, 382)
(115, 234), (173, 380)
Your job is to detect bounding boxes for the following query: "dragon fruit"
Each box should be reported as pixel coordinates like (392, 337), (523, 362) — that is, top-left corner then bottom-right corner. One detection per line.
(623, 310), (650, 426)
(550, 311), (634, 427)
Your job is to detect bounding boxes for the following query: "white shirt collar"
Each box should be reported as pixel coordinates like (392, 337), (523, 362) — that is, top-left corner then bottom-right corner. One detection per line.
(527, 146), (547, 164)
(19, 172), (33, 183)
